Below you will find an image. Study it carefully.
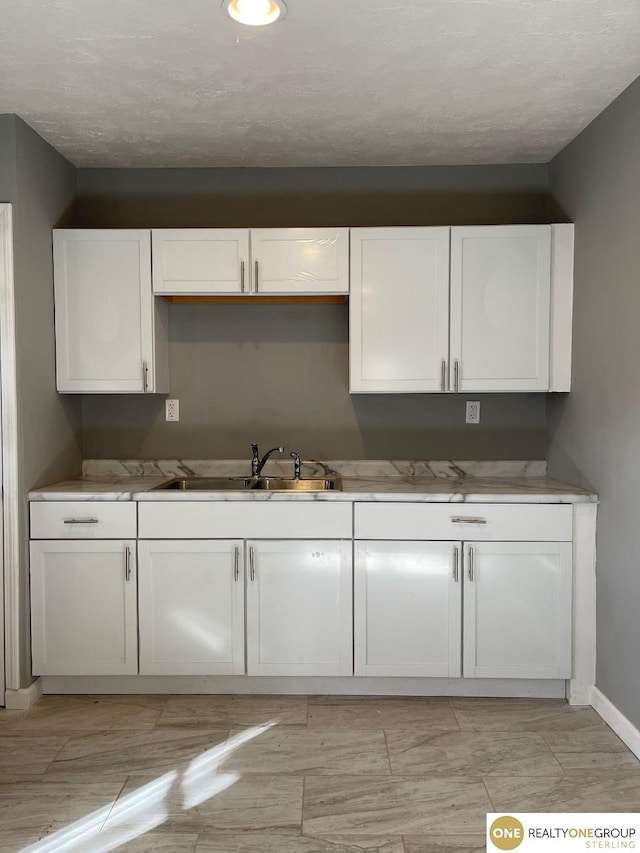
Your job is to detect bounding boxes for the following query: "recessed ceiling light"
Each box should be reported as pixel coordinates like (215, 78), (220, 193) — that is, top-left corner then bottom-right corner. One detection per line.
(223, 0), (286, 27)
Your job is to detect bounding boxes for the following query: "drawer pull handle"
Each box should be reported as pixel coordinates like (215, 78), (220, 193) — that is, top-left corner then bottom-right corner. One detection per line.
(249, 546), (256, 581)
(453, 545), (459, 582)
(63, 518), (99, 524)
(467, 545), (474, 582)
(450, 516), (487, 524)
(125, 546), (132, 582)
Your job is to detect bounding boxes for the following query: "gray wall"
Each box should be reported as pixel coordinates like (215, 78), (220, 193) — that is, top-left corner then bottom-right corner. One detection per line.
(4, 116), (82, 686)
(78, 165), (554, 460)
(0, 115), (17, 202)
(547, 76), (640, 727)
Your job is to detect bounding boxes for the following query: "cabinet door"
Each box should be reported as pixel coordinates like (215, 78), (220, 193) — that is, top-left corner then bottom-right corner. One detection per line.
(350, 227), (450, 392)
(53, 230), (162, 393)
(30, 540), (137, 675)
(152, 229), (250, 294)
(450, 225), (551, 392)
(246, 540), (352, 676)
(463, 541), (572, 679)
(355, 541), (461, 677)
(250, 228), (349, 294)
(138, 540), (245, 675)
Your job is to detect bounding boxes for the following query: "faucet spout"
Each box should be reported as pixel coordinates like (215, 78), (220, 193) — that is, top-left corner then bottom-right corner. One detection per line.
(251, 443), (285, 477)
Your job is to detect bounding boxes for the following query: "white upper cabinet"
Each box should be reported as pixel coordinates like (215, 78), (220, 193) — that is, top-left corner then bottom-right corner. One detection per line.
(463, 540), (572, 679)
(53, 230), (168, 393)
(150, 227), (348, 296)
(152, 229), (249, 295)
(350, 227), (450, 392)
(250, 228), (349, 294)
(450, 226), (551, 392)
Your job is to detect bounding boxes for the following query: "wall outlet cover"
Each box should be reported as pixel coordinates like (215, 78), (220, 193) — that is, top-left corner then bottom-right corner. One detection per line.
(165, 399), (180, 422)
(466, 400), (481, 424)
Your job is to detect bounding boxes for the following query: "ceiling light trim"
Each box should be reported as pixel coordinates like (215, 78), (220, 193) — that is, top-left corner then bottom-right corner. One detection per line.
(223, 0), (287, 27)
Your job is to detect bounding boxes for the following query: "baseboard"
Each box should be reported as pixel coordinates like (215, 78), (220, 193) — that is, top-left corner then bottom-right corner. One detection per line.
(4, 678), (43, 710)
(591, 686), (640, 760)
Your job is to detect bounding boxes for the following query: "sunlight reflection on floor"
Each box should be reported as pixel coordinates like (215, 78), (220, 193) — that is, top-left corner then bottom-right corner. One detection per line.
(19, 719), (277, 853)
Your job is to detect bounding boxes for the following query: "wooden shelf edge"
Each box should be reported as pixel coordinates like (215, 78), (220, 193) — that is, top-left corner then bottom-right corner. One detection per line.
(159, 295), (349, 305)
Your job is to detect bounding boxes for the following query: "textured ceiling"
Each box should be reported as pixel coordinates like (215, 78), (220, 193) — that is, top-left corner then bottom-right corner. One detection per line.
(1, 0), (640, 167)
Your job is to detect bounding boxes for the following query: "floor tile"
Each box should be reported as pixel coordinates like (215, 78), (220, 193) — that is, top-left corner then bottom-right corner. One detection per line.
(14, 695), (163, 733)
(104, 773), (303, 834)
(303, 775), (490, 835)
(484, 770), (640, 812)
(307, 697), (458, 731)
(0, 709), (27, 732)
(196, 833), (404, 852)
(542, 726), (630, 753)
(220, 728), (390, 775)
(157, 695), (308, 728)
(96, 830), (200, 852)
(0, 734), (68, 775)
(46, 728), (229, 777)
(450, 698), (603, 733)
(385, 730), (562, 776)
(404, 836), (485, 853)
(554, 750), (640, 772)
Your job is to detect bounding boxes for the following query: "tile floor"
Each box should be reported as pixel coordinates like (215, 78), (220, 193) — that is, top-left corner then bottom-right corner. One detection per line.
(0, 695), (638, 852)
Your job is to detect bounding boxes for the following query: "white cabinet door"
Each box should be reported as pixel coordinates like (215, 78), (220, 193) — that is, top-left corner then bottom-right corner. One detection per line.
(53, 229), (168, 393)
(138, 540), (245, 675)
(30, 540), (138, 675)
(250, 228), (349, 294)
(463, 541), (572, 679)
(246, 540), (352, 676)
(152, 229), (250, 294)
(355, 541), (461, 677)
(450, 226), (551, 392)
(350, 227), (450, 392)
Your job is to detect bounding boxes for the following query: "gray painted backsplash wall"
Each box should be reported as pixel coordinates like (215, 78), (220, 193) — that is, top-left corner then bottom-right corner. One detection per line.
(78, 165), (553, 460)
(548, 74), (640, 728)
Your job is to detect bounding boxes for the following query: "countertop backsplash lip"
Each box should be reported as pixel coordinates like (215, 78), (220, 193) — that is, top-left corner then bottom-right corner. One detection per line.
(28, 458), (598, 503)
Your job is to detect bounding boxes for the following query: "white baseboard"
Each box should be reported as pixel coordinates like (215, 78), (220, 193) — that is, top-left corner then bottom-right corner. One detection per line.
(591, 686), (640, 760)
(4, 678), (43, 710)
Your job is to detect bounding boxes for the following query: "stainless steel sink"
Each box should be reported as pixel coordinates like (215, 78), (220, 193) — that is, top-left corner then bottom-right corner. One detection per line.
(153, 476), (341, 492)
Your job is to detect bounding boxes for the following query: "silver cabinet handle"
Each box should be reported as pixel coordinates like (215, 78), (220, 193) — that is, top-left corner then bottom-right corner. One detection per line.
(254, 260), (259, 293)
(125, 546), (132, 582)
(249, 545), (255, 581)
(441, 359), (447, 392)
(453, 545), (459, 582)
(234, 545), (240, 582)
(454, 359), (460, 393)
(64, 518), (99, 524)
(467, 545), (474, 582)
(142, 360), (149, 393)
(450, 516), (487, 524)
(240, 260), (245, 293)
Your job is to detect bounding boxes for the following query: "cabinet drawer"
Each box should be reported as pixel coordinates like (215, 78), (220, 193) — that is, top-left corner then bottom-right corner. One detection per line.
(354, 503), (572, 542)
(139, 501), (352, 539)
(30, 502), (137, 539)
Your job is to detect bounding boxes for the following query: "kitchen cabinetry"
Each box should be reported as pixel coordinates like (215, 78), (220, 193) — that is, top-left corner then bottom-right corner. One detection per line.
(463, 540), (572, 679)
(349, 227), (450, 392)
(450, 226), (551, 392)
(350, 224), (572, 394)
(354, 503), (572, 679)
(53, 230), (169, 393)
(246, 539), (353, 676)
(138, 539), (245, 675)
(30, 539), (138, 675)
(151, 227), (349, 296)
(355, 540), (461, 677)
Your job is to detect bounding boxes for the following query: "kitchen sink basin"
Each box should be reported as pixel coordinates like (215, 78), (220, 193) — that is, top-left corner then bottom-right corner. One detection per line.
(154, 476), (342, 492)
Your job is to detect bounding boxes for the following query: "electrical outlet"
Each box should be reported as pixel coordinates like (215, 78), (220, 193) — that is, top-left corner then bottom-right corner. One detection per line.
(165, 399), (180, 422)
(466, 400), (481, 424)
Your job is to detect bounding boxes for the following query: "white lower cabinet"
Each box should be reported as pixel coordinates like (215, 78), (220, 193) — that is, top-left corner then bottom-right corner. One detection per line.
(463, 541), (572, 679)
(138, 540), (245, 675)
(30, 540), (138, 675)
(246, 540), (353, 676)
(355, 541), (462, 677)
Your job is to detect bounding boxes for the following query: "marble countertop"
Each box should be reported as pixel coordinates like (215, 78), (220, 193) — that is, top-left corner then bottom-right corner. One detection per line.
(28, 459), (597, 504)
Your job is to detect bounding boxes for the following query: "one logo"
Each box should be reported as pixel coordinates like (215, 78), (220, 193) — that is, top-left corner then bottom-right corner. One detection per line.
(489, 815), (525, 850)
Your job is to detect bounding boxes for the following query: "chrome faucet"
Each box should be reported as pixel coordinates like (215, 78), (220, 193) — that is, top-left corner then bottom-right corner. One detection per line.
(251, 443), (284, 478)
(290, 452), (302, 480)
